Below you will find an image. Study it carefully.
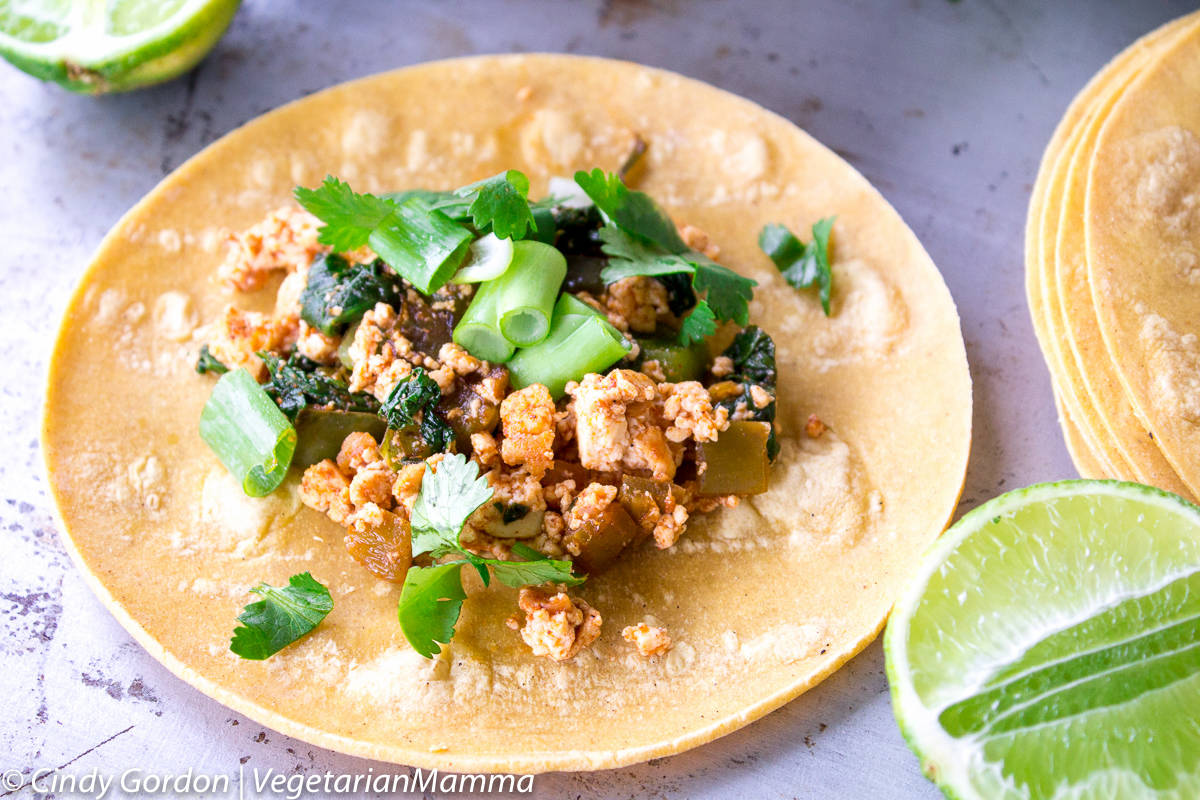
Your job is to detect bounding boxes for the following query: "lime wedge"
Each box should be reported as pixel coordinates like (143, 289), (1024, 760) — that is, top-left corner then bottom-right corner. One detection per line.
(0, 0), (240, 94)
(886, 480), (1200, 799)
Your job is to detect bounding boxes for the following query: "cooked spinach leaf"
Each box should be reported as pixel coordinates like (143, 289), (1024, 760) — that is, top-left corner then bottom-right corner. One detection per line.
(379, 368), (454, 455)
(723, 325), (777, 387)
(299, 253), (403, 336)
(716, 326), (780, 460)
(259, 352), (379, 422)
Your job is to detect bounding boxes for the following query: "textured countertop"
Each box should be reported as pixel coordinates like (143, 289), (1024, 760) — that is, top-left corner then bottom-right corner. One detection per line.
(3, 1), (1194, 798)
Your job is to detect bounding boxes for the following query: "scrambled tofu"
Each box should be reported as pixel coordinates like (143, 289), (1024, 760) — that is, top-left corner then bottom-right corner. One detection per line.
(567, 369), (674, 480)
(203, 206), (781, 663)
(218, 207), (323, 291)
(499, 384), (556, 479)
(516, 586), (603, 661)
(622, 622), (672, 658)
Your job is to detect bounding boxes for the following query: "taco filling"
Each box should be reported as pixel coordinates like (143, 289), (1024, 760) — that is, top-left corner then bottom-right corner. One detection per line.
(194, 166), (831, 663)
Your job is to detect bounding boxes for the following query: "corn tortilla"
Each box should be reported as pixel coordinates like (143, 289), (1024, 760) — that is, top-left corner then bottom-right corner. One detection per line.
(41, 55), (971, 772)
(1085, 23), (1200, 499)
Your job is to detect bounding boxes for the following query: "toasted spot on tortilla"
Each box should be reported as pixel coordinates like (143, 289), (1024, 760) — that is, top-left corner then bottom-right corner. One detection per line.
(750, 434), (869, 549)
(739, 622), (826, 664)
(1140, 313), (1200, 424)
(530, 109), (586, 167)
(342, 110), (391, 158)
(199, 468), (302, 552)
(152, 290), (195, 342)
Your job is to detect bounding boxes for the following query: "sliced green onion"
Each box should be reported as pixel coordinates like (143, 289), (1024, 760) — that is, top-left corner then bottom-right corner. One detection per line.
(366, 197), (473, 295)
(450, 233), (514, 284)
(508, 300), (631, 398)
(337, 319), (360, 370)
(199, 369), (297, 497)
(493, 240), (567, 346)
(453, 278), (515, 363)
(548, 176), (593, 209)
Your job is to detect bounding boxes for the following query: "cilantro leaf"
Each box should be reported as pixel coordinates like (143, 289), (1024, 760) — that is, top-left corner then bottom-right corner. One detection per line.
(409, 453), (494, 557)
(574, 168), (689, 252)
(229, 572), (333, 660)
(398, 453), (587, 658)
(455, 170), (536, 240)
(487, 557), (585, 588)
(678, 299), (717, 345)
(597, 223), (756, 338)
(759, 217), (836, 315)
(597, 224), (695, 281)
(294, 176), (396, 252)
(295, 176), (473, 295)
(396, 562), (467, 658)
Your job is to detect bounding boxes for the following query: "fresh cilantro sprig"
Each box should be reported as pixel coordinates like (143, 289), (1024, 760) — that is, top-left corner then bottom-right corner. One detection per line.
(575, 169), (757, 344)
(294, 177), (395, 252)
(293, 176), (472, 295)
(230, 572), (333, 660)
(387, 170), (542, 241)
(454, 170), (537, 240)
(759, 217), (836, 315)
(398, 454), (583, 658)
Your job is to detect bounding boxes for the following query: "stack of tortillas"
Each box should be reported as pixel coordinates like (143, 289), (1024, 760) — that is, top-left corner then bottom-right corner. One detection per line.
(1027, 10), (1200, 502)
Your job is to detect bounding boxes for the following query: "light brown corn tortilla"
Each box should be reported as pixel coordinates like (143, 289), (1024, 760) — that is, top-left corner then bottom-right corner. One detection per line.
(1026, 11), (1197, 488)
(42, 55), (970, 772)
(1086, 22), (1200, 499)
(1050, 25), (1195, 499)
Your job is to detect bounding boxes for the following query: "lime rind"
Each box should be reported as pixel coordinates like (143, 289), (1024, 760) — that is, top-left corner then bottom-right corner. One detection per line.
(886, 480), (1200, 799)
(0, 0), (239, 93)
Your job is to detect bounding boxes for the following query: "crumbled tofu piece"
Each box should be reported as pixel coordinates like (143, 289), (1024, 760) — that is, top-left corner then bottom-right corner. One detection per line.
(567, 370), (675, 480)
(517, 586), (602, 662)
(349, 462), (396, 509)
(470, 431), (500, 469)
(207, 305), (297, 381)
(601, 276), (672, 334)
(218, 207), (322, 291)
(710, 355), (735, 378)
(652, 504), (689, 549)
(295, 321), (340, 364)
(748, 384), (773, 410)
(563, 482), (619, 532)
(622, 622), (673, 657)
(337, 431), (383, 474)
(300, 460), (353, 525)
(679, 223), (720, 260)
(391, 462), (426, 515)
(499, 384), (556, 479)
(659, 380), (730, 443)
(805, 414), (828, 439)
(347, 302), (415, 399)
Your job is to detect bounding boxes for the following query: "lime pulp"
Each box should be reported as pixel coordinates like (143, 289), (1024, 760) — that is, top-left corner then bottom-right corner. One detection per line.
(886, 480), (1200, 799)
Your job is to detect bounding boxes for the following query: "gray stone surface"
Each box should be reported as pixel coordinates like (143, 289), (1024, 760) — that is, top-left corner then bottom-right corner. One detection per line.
(2, 1), (1193, 797)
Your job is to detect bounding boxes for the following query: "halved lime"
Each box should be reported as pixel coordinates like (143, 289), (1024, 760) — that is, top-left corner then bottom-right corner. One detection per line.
(0, 0), (240, 94)
(886, 480), (1200, 799)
